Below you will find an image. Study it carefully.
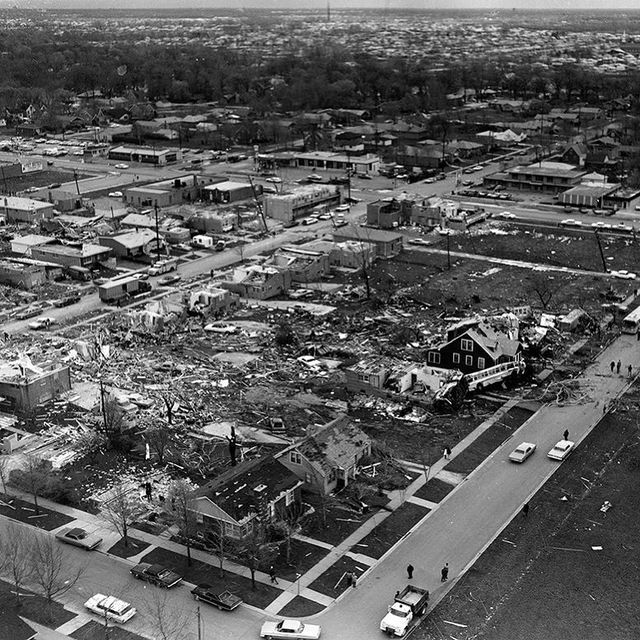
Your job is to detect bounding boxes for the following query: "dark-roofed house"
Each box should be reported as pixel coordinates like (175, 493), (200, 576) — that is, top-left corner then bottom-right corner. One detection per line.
(427, 319), (522, 374)
(188, 455), (303, 539)
(277, 415), (372, 495)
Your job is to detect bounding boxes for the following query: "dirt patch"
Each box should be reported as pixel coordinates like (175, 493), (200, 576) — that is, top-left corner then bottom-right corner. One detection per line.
(107, 536), (151, 560)
(278, 595), (326, 617)
(139, 546), (282, 609)
(414, 385), (640, 640)
(0, 578), (75, 628)
(356, 502), (430, 560)
(0, 494), (75, 531)
(413, 477), (455, 503)
(71, 621), (148, 640)
(308, 554), (369, 599)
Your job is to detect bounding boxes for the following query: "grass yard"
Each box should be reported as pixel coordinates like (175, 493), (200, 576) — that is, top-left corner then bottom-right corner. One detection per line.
(307, 554), (370, 599)
(0, 578), (75, 628)
(355, 502), (430, 560)
(413, 384), (640, 640)
(0, 494), (75, 531)
(278, 595), (326, 618)
(413, 477), (455, 503)
(107, 536), (151, 560)
(270, 538), (330, 582)
(139, 546), (282, 609)
(71, 621), (148, 640)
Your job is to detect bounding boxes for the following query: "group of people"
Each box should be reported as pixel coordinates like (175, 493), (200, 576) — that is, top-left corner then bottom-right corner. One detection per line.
(406, 563), (449, 582)
(609, 359), (633, 377)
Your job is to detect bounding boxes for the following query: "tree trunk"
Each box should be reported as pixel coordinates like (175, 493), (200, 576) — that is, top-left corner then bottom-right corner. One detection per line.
(250, 568), (256, 589)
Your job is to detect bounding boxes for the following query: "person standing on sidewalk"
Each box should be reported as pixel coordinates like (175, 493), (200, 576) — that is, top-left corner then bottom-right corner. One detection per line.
(407, 564), (414, 579)
(563, 429), (569, 441)
(269, 566), (278, 584)
(441, 563), (449, 582)
(610, 361), (615, 373)
(443, 446), (451, 460)
(628, 364), (633, 378)
(522, 502), (530, 517)
(617, 360), (622, 374)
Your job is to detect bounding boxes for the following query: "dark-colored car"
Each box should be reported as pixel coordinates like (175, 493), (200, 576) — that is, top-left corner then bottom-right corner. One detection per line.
(53, 294), (81, 307)
(158, 274), (182, 286)
(191, 585), (242, 610)
(130, 563), (182, 588)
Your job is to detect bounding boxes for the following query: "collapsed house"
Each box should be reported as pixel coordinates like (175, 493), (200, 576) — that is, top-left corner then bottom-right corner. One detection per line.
(220, 265), (292, 300)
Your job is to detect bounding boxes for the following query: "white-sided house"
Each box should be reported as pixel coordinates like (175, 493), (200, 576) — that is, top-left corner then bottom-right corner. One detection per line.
(188, 456), (302, 540)
(276, 415), (372, 495)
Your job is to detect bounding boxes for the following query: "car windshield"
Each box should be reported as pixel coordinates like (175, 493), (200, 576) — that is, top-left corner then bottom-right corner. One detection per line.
(391, 606), (409, 617)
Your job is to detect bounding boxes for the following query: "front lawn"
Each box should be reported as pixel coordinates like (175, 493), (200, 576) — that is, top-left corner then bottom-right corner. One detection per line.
(308, 555), (369, 599)
(0, 578), (75, 628)
(107, 536), (151, 560)
(270, 538), (330, 582)
(413, 477), (455, 503)
(355, 502), (430, 560)
(71, 621), (148, 640)
(278, 595), (326, 617)
(139, 546), (282, 609)
(0, 494), (75, 531)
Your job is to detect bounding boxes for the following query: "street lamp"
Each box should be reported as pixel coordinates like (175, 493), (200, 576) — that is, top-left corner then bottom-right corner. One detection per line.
(296, 572), (302, 596)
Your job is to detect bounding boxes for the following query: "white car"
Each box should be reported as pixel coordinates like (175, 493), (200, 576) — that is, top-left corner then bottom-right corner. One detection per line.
(265, 177), (282, 183)
(108, 191), (123, 198)
(560, 219), (582, 227)
(114, 163), (129, 169)
(547, 439), (575, 461)
(611, 270), (637, 280)
(301, 217), (318, 225)
(496, 211), (517, 220)
(509, 442), (536, 463)
(28, 316), (56, 330)
(260, 619), (321, 640)
(84, 594), (136, 623)
(317, 212), (332, 220)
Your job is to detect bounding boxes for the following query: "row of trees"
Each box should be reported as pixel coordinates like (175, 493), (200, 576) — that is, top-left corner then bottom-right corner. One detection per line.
(2, 23), (640, 115)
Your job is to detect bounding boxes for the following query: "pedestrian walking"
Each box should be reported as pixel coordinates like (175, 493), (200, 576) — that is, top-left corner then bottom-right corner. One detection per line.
(351, 573), (357, 588)
(636, 329), (640, 341)
(269, 566), (278, 584)
(522, 502), (529, 517)
(610, 361), (615, 373)
(407, 564), (414, 579)
(441, 563), (449, 582)
(563, 429), (569, 441)
(443, 446), (450, 460)
(628, 364), (633, 378)
(145, 481), (152, 501)
(617, 360), (622, 374)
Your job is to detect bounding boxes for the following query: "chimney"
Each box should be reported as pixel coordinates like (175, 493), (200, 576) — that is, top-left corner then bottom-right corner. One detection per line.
(252, 484), (269, 521)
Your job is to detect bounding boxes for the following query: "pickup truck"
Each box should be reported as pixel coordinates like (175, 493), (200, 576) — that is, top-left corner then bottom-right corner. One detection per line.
(130, 563), (182, 588)
(380, 585), (429, 636)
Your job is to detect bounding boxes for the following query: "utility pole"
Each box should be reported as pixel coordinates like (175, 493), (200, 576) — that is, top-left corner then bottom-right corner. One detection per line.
(73, 169), (81, 196)
(446, 229), (451, 270)
(0, 166), (7, 194)
(154, 203), (160, 261)
(196, 605), (202, 640)
(594, 231), (608, 272)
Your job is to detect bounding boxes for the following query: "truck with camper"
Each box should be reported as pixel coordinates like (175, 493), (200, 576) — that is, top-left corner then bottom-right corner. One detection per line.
(147, 257), (179, 276)
(97, 275), (152, 306)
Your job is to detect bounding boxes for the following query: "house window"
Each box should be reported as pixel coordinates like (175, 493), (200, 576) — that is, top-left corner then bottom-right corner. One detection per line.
(290, 451), (302, 464)
(461, 339), (474, 352)
(478, 357), (486, 369)
(224, 522), (237, 537)
(427, 352), (440, 364)
(285, 490), (294, 506)
(195, 512), (203, 524)
(452, 353), (460, 364)
(465, 355), (473, 366)
(305, 473), (312, 483)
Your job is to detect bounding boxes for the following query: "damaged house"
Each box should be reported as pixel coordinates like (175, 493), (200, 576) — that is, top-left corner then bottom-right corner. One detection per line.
(220, 265), (291, 300)
(188, 455), (303, 539)
(266, 246), (329, 283)
(276, 415), (372, 495)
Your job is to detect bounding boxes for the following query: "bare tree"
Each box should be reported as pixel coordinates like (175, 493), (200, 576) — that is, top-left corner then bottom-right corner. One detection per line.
(527, 272), (563, 310)
(141, 588), (195, 640)
(99, 398), (127, 450)
(231, 526), (278, 589)
(0, 522), (33, 606)
(273, 503), (304, 564)
(146, 422), (173, 466)
(167, 479), (197, 566)
(102, 483), (136, 548)
(30, 533), (85, 621)
(0, 454), (9, 494)
(204, 521), (227, 578)
(20, 454), (48, 515)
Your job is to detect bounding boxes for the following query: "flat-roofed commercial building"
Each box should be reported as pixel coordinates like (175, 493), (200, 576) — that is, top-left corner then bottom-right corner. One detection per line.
(483, 161), (586, 194)
(108, 145), (181, 166)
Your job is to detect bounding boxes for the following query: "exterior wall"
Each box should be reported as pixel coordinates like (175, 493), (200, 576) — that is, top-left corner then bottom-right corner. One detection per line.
(328, 243), (374, 269)
(221, 270), (291, 300)
(271, 252), (329, 283)
(332, 231), (403, 258)
(426, 334), (517, 374)
(264, 186), (340, 222)
(278, 451), (329, 495)
(344, 365), (388, 392)
(30, 246), (110, 268)
(0, 263), (46, 289)
(124, 188), (175, 208)
(0, 365), (71, 412)
(207, 184), (254, 204)
(108, 146), (180, 166)
(5, 205), (54, 223)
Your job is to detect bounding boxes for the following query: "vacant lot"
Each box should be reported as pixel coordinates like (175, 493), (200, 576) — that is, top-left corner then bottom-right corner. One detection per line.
(414, 384), (640, 640)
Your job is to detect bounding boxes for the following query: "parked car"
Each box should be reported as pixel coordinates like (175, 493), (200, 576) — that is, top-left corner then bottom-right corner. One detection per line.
(265, 177), (282, 184)
(56, 527), (103, 550)
(560, 219), (582, 227)
(547, 439), (575, 461)
(84, 594), (136, 623)
(114, 163), (129, 169)
(496, 211), (517, 219)
(158, 274), (182, 286)
(130, 563), (182, 588)
(108, 191), (123, 198)
(53, 294), (81, 308)
(260, 619), (321, 640)
(301, 217), (318, 225)
(48, 182), (61, 189)
(508, 442), (536, 463)
(28, 316), (55, 330)
(191, 585), (242, 610)
(610, 270), (637, 280)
